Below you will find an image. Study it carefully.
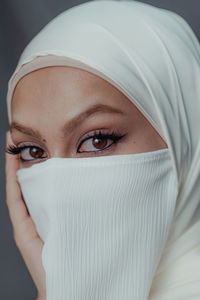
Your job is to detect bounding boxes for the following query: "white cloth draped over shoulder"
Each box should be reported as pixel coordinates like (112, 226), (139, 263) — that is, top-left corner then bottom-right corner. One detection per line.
(6, 1), (200, 299)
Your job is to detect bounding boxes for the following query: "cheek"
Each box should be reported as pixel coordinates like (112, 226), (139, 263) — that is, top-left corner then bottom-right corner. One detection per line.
(116, 124), (159, 154)
(118, 133), (138, 154)
(19, 161), (25, 169)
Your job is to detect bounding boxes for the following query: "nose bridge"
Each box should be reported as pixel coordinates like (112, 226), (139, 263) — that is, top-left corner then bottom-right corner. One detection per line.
(47, 138), (71, 158)
(50, 148), (67, 158)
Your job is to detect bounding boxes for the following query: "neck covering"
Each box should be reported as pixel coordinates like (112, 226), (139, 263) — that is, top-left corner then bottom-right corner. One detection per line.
(6, 0), (200, 299)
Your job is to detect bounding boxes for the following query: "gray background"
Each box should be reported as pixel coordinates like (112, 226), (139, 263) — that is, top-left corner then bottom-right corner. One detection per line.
(0, 0), (199, 299)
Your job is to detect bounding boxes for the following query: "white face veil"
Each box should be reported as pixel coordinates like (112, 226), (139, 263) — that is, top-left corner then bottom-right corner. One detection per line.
(6, 0), (200, 299)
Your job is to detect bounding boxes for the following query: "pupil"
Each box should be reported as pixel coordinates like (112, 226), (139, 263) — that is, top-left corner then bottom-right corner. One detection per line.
(30, 147), (43, 158)
(93, 137), (107, 149)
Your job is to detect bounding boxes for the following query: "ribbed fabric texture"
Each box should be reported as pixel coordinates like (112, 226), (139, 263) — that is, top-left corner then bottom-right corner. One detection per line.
(17, 149), (177, 300)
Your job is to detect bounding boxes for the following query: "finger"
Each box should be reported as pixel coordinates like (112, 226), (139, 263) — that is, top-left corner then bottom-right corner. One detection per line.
(5, 131), (46, 295)
(5, 130), (29, 229)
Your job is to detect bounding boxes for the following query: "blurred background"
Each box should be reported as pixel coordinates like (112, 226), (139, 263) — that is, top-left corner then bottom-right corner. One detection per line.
(0, 0), (199, 299)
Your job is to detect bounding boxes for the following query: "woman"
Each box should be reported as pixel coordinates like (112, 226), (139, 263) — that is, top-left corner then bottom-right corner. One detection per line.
(5, 0), (200, 299)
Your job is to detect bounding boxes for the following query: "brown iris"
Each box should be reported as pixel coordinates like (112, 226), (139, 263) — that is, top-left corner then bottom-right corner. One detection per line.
(92, 137), (107, 149)
(30, 147), (44, 158)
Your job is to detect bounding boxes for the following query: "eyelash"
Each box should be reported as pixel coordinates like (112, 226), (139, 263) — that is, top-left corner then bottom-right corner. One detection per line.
(5, 129), (127, 162)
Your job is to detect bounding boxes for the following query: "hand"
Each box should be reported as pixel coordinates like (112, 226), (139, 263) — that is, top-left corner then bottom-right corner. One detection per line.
(5, 130), (46, 300)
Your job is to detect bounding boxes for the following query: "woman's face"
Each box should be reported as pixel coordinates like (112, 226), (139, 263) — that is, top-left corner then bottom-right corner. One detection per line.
(10, 65), (167, 168)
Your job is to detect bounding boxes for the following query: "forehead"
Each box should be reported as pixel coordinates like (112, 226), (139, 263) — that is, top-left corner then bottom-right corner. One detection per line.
(12, 66), (116, 95)
(11, 66), (134, 110)
(11, 66), (137, 126)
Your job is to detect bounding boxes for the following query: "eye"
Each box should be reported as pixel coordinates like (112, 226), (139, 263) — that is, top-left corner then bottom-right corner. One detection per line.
(5, 130), (127, 161)
(6, 144), (47, 162)
(20, 146), (47, 161)
(77, 130), (126, 153)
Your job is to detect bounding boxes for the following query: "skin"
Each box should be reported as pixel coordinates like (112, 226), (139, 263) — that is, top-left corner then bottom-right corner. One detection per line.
(5, 65), (167, 299)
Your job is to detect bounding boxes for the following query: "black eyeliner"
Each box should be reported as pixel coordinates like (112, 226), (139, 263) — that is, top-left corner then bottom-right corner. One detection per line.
(77, 130), (127, 153)
(5, 130), (128, 160)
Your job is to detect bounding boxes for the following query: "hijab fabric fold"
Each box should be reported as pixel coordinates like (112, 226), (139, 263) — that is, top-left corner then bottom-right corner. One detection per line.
(6, 0), (200, 298)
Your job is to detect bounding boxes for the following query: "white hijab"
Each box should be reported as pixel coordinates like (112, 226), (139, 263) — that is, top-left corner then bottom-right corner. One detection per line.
(6, 0), (200, 299)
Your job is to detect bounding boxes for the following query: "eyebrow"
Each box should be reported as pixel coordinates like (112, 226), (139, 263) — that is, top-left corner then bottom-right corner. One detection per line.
(10, 103), (125, 142)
